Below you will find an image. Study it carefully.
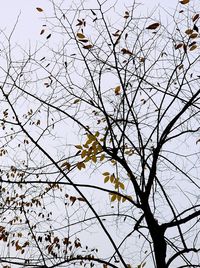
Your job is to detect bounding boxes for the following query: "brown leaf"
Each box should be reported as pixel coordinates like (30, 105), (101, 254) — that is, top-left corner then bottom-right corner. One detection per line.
(121, 48), (133, 55)
(175, 43), (183, 49)
(40, 29), (45, 35)
(115, 85), (121, 95)
(192, 14), (199, 22)
(69, 196), (76, 205)
(146, 23), (160, 30)
(180, 0), (190, 4)
(77, 33), (85, 39)
(190, 33), (198, 39)
(46, 34), (51, 39)
(185, 29), (193, 35)
(36, 7), (43, 12)
(83, 44), (93, 49)
(189, 45), (197, 51)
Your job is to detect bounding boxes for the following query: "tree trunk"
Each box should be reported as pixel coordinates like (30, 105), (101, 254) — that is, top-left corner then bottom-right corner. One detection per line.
(143, 202), (167, 268)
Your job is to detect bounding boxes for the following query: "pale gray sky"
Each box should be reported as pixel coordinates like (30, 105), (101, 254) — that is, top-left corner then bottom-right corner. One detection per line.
(0, 0), (177, 43)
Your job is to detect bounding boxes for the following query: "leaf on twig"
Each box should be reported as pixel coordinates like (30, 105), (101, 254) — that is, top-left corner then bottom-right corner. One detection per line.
(40, 29), (45, 35)
(180, 0), (190, 4)
(83, 44), (93, 49)
(121, 48), (133, 55)
(146, 23), (160, 30)
(192, 14), (199, 22)
(114, 85), (121, 95)
(77, 33), (85, 39)
(46, 34), (51, 39)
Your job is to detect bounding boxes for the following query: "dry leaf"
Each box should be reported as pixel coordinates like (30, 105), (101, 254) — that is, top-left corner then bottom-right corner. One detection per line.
(83, 44), (93, 49)
(175, 43), (183, 49)
(115, 85), (121, 95)
(40, 29), (45, 35)
(189, 45), (197, 51)
(185, 29), (193, 35)
(190, 33), (198, 39)
(121, 48), (133, 55)
(36, 7), (43, 12)
(180, 0), (190, 4)
(77, 33), (85, 39)
(46, 34), (51, 39)
(192, 14), (199, 22)
(146, 23), (160, 30)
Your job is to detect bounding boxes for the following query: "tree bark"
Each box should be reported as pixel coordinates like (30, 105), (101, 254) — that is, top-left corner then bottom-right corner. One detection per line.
(143, 202), (167, 268)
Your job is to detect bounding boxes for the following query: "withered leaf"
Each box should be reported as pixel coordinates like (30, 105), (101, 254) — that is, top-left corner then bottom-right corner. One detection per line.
(46, 34), (51, 39)
(146, 23), (160, 30)
(36, 7), (43, 12)
(192, 14), (199, 22)
(83, 44), (93, 49)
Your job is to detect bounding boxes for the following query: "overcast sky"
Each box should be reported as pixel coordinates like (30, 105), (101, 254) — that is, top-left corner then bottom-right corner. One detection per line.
(0, 0), (177, 44)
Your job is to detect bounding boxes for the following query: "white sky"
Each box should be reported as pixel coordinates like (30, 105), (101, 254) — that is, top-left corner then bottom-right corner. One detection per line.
(0, 0), (177, 44)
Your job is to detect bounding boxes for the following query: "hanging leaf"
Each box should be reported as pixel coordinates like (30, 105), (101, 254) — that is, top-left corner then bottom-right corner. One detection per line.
(124, 11), (129, 19)
(111, 194), (116, 202)
(185, 29), (193, 35)
(115, 85), (121, 95)
(75, 145), (82, 149)
(46, 34), (51, 39)
(146, 23), (160, 30)
(36, 7), (43, 12)
(83, 44), (93, 49)
(180, 0), (190, 4)
(77, 33), (85, 39)
(40, 29), (45, 35)
(175, 43), (183, 49)
(189, 45), (197, 51)
(190, 33), (198, 39)
(91, 10), (96, 16)
(192, 14), (199, 22)
(61, 161), (71, 170)
(121, 48), (133, 55)
(69, 196), (76, 205)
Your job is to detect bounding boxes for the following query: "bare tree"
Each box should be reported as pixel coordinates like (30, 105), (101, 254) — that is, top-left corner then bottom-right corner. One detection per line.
(0, 0), (200, 267)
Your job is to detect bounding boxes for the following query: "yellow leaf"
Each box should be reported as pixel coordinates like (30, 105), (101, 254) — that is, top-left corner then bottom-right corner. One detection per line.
(110, 174), (115, 183)
(122, 196), (127, 203)
(116, 195), (121, 201)
(73, 99), (80, 104)
(115, 85), (121, 95)
(103, 172), (110, 176)
(190, 45), (197, 51)
(77, 33), (85, 39)
(120, 182), (125, 190)
(111, 194), (116, 202)
(81, 150), (87, 158)
(180, 0), (190, 4)
(100, 154), (105, 161)
(91, 155), (97, 163)
(104, 176), (109, 183)
(75, 145), (82, 149)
